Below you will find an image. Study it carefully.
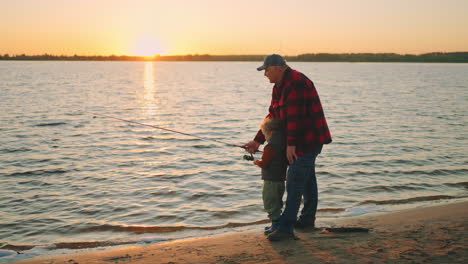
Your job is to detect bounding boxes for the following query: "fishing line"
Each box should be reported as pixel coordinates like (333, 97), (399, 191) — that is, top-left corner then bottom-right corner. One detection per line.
(89, 112), (260, 152)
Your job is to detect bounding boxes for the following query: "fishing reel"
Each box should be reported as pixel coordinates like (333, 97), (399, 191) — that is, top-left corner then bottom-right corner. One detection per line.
(243, 153), (254, 161)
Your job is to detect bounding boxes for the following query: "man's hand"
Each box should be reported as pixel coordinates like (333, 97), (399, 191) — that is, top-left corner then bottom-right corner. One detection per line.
(287, 146), (297, 164)
(243, 141), (261, 154)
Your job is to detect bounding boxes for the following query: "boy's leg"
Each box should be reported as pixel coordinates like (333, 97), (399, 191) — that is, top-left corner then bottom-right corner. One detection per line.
(263, 180), (285, 232)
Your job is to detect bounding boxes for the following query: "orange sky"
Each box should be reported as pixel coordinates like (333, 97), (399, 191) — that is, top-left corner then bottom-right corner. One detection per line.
(1, 0), (467, 56)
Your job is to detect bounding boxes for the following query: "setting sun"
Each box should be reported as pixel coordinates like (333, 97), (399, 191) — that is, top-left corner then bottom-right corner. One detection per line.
(1, 0), (467, 56)
(133, 36), (166, 57)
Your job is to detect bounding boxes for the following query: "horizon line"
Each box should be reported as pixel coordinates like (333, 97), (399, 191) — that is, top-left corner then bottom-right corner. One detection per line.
(2, 52), (467, 63)
(2, 51), (468, 57)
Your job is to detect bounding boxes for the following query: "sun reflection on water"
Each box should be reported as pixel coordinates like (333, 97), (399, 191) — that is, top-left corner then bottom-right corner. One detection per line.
(144, 61), (155, 100)
(141, 61), (159, 118)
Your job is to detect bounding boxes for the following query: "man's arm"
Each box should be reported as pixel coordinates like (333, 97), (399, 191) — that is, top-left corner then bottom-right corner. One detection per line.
(243, 140), (261, 154)
(247, 86), (279, 153)
(253, 129), (266, 145)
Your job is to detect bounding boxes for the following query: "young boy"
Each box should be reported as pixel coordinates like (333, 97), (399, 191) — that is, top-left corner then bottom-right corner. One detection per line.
(253, 118), (288, 235)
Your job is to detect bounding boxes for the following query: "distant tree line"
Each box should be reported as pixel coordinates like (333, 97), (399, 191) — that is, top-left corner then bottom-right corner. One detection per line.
(291, 52), (468, 63)
(1, 52), (467, 62)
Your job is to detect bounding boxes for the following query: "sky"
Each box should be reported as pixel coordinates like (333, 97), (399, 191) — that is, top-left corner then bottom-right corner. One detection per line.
(1, 0), (467, 56)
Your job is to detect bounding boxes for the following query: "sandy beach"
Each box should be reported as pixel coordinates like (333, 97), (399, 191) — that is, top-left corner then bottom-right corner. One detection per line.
(11, 201), (467, 264)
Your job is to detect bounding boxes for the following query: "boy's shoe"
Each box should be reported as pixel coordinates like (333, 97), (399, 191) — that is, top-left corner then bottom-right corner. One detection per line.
(264, 221), (279, 235)
(264, 227), (274, 236)
(267, 230), (296, 241)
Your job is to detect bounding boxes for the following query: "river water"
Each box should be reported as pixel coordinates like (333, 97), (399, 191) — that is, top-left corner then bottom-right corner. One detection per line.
(1, 61), (467, 259)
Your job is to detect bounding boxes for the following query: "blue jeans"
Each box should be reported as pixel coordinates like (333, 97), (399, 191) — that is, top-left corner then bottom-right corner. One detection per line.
(276, 145), (322, 233)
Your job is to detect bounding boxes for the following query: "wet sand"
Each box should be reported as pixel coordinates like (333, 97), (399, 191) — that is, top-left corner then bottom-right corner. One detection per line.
(15, 201), (468, 264)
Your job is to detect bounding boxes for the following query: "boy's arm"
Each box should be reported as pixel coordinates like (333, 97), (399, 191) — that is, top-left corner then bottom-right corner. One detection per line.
(254, 145), (275, 169)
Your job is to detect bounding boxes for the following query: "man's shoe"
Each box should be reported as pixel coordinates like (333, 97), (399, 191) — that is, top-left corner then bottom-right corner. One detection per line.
(294, 220), (315, 229)
(267, 230), (296, 241)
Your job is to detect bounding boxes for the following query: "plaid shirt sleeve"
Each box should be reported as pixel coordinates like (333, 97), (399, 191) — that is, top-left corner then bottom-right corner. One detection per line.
(254, 126), (266, 144)
(282, 69), (332, 153)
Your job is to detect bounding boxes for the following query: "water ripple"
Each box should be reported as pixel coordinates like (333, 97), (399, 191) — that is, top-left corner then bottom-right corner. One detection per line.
(4, 168), (70, 177)
(1, 61), (467, 250)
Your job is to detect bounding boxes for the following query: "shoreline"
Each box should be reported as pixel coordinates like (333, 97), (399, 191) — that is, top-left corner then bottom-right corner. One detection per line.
(11, 200), (468, 264)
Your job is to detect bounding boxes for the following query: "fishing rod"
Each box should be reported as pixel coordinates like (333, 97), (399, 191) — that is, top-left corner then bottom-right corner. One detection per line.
(89, 112), (261, 156)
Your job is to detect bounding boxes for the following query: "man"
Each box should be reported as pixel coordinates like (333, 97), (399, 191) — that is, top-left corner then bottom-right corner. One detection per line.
(244, 54), (332, 241)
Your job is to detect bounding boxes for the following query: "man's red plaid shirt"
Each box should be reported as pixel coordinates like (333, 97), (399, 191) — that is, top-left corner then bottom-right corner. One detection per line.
(254, 67), (332, 156)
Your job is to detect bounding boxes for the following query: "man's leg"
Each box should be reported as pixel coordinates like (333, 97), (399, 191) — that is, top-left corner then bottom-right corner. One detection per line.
(297, 145), (322, 227)
(274, 152), (317, 233)
(296, 168), (318, 227)
(268, 147), (322, 241)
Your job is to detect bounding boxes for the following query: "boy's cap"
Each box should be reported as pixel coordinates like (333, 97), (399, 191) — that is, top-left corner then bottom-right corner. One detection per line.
(257, 54), (286, 71)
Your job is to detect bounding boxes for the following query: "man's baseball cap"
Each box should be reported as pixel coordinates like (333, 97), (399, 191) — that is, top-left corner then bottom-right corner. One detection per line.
(256, 54), (286, 71)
